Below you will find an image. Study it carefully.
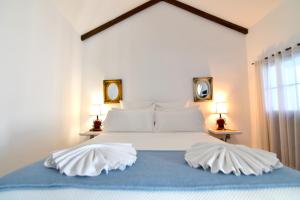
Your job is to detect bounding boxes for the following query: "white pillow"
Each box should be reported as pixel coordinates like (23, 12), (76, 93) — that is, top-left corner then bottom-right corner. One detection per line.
(103, 109), (154, 132)
(155, 101), (187, 110)
(154, 107), (204, 132)
(120, 100), (154, 109)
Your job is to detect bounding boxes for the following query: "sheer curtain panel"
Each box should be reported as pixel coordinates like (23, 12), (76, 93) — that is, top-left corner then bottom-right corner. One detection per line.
(255, 45), (300, 170)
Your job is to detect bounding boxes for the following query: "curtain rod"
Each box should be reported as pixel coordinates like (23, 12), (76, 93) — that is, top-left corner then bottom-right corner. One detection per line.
(251, 43), (300, 65)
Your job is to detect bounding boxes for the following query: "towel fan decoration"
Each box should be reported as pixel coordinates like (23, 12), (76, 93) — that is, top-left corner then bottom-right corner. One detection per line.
(44, 144), (137, 176)
(81, 0), (248, 41)
(185, 142), (283, 176)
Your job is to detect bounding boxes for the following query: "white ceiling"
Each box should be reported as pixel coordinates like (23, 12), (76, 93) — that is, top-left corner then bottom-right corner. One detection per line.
(52, 0), (282, 34)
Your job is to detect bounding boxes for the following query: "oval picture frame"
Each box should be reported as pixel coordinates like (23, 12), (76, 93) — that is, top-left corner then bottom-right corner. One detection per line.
(103, 79), (123, 104)
(193, 77), (213, 102)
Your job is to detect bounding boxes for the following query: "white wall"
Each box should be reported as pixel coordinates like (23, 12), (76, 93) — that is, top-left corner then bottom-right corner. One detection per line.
(81, 2), (251, 145)
(246, 0), (300, 148)
(0, 0), (82, 175)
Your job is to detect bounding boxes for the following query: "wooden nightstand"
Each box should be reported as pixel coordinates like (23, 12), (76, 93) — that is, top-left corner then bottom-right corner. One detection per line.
(208, 129), (241, 142)
(79, 131), (101, 139)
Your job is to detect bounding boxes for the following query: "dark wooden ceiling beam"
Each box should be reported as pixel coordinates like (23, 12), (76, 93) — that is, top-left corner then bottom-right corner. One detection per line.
(81, 0), (248, 41)
(81, 0), (161, 41)
(164, 0), (248, 35)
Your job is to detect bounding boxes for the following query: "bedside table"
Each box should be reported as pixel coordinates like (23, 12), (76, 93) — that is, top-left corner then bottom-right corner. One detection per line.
(79, 131), (101, 139)
(208, 129), (241, 142)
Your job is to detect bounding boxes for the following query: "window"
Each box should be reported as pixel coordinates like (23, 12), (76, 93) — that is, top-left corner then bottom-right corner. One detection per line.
(262, 50), (300, 111)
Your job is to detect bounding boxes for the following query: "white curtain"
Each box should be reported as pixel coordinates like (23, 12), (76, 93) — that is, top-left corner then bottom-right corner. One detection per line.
(255, 45), (300, 170)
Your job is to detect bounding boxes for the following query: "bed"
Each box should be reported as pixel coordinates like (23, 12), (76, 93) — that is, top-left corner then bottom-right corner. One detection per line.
(1, 132), (300, 200)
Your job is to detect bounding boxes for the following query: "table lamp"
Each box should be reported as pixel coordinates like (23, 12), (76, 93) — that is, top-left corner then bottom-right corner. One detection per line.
(214, 102), (228, 130)
(89, 104), (103, 131)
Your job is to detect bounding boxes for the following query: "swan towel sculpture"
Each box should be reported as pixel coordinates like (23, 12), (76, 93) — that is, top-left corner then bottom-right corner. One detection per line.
(44, 143), (137, 176)
(185, 142), (283, 176)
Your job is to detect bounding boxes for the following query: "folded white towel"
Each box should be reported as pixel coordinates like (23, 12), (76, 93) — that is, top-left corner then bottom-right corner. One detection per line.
(44, 143), (137, 176)
(185, 142), (283, 176)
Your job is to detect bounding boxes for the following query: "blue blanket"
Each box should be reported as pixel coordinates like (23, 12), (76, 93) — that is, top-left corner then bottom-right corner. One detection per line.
(1, 151), (300, 192)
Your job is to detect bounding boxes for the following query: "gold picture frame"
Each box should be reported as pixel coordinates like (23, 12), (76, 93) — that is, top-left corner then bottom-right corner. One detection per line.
(103, 79), (123, 104)
(193, 77), (213, 102)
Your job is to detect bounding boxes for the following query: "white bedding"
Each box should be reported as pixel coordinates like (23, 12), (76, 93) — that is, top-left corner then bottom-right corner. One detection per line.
(2, 187), (300, 200)
(1, 132), (299, 200)
(84, 132), (221, 150)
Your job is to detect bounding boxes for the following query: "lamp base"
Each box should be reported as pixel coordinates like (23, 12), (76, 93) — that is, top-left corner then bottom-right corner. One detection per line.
(91, 118), (102, 132)
(216, 117), (226, 130)
(89, 128), (102, 132)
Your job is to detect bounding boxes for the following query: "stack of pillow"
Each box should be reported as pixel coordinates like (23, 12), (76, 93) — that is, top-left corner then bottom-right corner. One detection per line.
(103, 100), (204, 133)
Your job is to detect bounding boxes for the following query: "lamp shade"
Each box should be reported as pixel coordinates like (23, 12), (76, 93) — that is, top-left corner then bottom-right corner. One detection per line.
(89, 104), (102, 116)
(214, 102), (228, 114)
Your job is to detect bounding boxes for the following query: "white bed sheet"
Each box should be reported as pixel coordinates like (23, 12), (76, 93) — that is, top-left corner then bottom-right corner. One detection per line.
(1, 187), (300, 200)
(1, 132), (300, 200)
(84, 132), (221, 150)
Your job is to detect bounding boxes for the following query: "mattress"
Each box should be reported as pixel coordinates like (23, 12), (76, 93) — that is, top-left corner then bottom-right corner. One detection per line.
(1, 132), (300, 200)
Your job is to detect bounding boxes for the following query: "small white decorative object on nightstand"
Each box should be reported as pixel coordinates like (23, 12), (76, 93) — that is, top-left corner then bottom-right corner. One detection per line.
(79, 131), (101, 139)
(208, 129), (241, 142)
